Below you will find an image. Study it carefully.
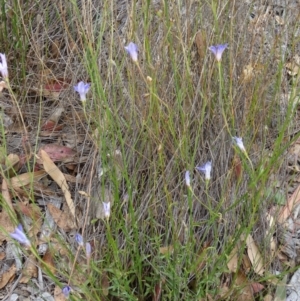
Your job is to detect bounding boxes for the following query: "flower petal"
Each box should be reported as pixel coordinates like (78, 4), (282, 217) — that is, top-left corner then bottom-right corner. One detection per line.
(74, 81), (91, 101)
(196, 161), (212, 180)
(208, 44), (228, 62)
(125, 42), (138, 62)
(185, 170), (191, 187)
(10, 224), (31, 246)
(233, 136), (246, 152)
(0, 53), (8, 79)
(75, 233), (84, 247)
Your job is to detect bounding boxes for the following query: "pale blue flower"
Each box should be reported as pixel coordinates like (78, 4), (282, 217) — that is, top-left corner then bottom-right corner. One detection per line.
(85, 242), (92, 258)
(233, 136), (246, 152)
(185, 170), (191, 187)
(0, 53), (8, 79)
(74, 81), (91, 102)
(62, 285), (71, 297)
(208, 44), (228, 62)
(103, 202), (111, 219)
(196, 161), (212, 181)
(10, 224), (31, 247)
(75, 233), (84, 247)
(125, 42), (138, 62)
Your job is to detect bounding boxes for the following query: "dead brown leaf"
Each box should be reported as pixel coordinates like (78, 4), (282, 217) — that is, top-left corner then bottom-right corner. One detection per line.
(42, 249), (56, 275)
(64, 173), (85, 184)
(2, 178), (15, 213)
(101, 271), (109, 296)
(250, 282), (264, 294)
(289, 137), (300, 157)
(227, 246), (239, 272)
(26, 181), (60, 197)
(10, 170), (47, 188)
(51, 39), (61, 59)
(41, 107), (64, 133)
(264, 295), (273, 301)
(241, 64), (254, 82)
(0, 179), (16, 243)
(232, 155), (243, 181)
(78, 190), (90, 197)
(47, 203), (76, 231)
(40, 122), (64, 134)
(242, 254), (252, 274)
(43, 78), (70, 99)
(194, 241), (211, 274)
(38, 144), (76, 164)
(0, 264), (16, 289)
(40, 150), (76, 222)
(286, 61), (300, 76)
(50, 239), (70, 257)
(159, 245), (174, 255)
(15, 202), (42, 221)
(265, 213), (277, 257)
(20, 254), (38, 283)
(3, 154), (20, 176)
(218, 283), (230, 299)
(275, 15), (284, 25)
(278, 182), (300, 224)
(194, 30), (207, 61)
(0, 212), (15, 244)
(245, 234), (265, 276)
(0, 252), (5, 260)
(0, 80), (8, 92)
(152, 279), (166, 301)
(234, 270), (254, 301)
(13, 201), (42, 238)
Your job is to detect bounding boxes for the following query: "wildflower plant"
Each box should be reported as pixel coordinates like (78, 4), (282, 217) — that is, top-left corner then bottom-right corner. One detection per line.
(10, 224), (31, 247)
(209, 43), (235, 131)
(2, 1), (299, 300)
(124, 41), (150, 84)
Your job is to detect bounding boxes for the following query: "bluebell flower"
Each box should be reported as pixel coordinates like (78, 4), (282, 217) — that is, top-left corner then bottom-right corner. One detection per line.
(85, 242), (92, 258)
(10, 224), (31, 247)
(208, 44), (228, 62)
(233, 136), (246, 152)
(196, 161), (212, 181)
(74, 81), (91, 102)
(0, 53), (8, 79)
(185, 171), (191, 187)
(103, 202), (111, 219)
(75, 233), (84, 247)
(62, 285), (71, 297)
(125, 42), (138, 62)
